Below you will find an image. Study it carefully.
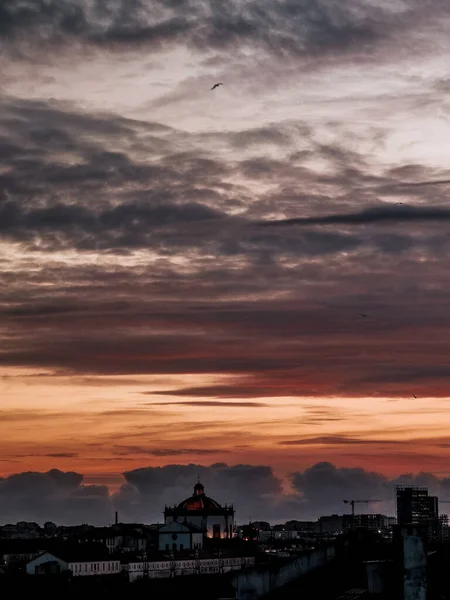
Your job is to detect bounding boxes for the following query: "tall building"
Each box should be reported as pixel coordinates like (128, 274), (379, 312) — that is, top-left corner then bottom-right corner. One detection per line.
(439, 514), (450, 542)
(396, 486), (439, 528)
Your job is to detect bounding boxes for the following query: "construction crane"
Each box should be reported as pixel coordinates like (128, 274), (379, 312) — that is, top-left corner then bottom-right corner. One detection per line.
(343, 499), (380, 517)
(343, 499), (381, 530)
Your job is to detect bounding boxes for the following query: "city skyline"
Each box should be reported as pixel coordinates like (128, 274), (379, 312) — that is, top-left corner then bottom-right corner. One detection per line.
(2, 464), (450, 526)
(2, 1), (450, 523)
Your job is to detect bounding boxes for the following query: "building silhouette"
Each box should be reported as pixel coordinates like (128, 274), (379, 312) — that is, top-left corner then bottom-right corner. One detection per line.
(164, 480), (235, 540)
(396, 485), (439, 542)
(396, 486), (438, 526)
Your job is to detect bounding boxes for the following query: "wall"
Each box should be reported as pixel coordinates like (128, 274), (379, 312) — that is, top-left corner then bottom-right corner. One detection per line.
(128, 557), (255, 582)
(158, 531), (192, 551)
(165, 514), (233, 538)
(69, 560), (121, 576)
(403, 529), (427, 600)
(231, 545), (336, 600)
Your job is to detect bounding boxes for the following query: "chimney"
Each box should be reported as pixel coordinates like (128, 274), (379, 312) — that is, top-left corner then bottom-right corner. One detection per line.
(115, 511), (118, 526)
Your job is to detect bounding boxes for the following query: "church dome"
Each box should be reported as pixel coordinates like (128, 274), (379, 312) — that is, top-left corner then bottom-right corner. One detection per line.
(177, 480), (223, 511)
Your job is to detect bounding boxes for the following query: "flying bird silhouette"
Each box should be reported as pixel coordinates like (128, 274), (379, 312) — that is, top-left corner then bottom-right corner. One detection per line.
(394, 202), (404, 205)
(412, 394), (417, 398)
(211, 83), (223, 90)
(359, 313), (368, 318)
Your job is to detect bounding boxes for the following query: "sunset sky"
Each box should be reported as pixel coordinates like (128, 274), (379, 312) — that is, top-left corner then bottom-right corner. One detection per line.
(2, 0), (450, 524)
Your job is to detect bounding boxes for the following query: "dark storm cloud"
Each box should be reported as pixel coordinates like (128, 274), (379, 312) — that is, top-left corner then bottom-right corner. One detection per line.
(258, 205), (450, 227)
(290, 462), (450, 517)
(291, 462), (388, 509)
(0, 469), (111, 525)
(3, 96), (450, 397)
(4, 294), (450, 398)
(2, 95), (449, 257)
(1, 0), (449, 67)
(0, 196), (225, 242)
(0, 0), (395, 59)
(114, 463), (284, 522)
(0, 97), (238, 251)
(4, 462), (450, 524)
(0, 464), (286, 524)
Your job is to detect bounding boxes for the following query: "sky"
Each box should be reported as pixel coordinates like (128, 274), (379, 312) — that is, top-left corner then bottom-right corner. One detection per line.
(2, 0), (450, 525)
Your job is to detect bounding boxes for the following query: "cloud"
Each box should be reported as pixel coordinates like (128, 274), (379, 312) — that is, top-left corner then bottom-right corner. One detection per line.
(290, 462), (450, 517)
(2, 0), (450, 73)
(112, 446), (228, 456)
(258, 205), (450, 227)
(390, 179), (450, 188)
(0, 469), (111, 525)
(3, 462), (450, 525)
(0, 96), (239, 253)
(2, 81), (450, 403)
(4, 291), (450, 398)
(278, 435), (405, 446)
(147, 398), (268, 407)
(0, 0), (395, 60)
(0, 410), (80, 423)
(291, 462), (389, 514)
(2, 0), (450, 511)
(114, 463), (285, 523)
(44, 453), (78, 458)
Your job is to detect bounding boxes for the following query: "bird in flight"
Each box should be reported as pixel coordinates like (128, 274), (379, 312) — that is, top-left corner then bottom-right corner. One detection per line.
(211, 83), (223, 90)
(394, 202), (404, 205)
(359, 313), (368, 318)
(412, 394), (417, 398)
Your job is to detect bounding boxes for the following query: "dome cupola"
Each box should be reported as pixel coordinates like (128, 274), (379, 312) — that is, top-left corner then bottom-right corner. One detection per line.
(194, 478), (205, 496)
